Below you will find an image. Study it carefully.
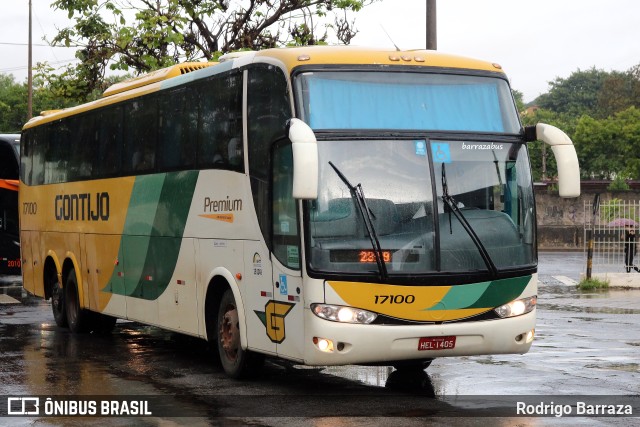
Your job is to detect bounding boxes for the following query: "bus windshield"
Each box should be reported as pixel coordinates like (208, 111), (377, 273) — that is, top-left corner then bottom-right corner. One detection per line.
(306, 139), (535, 277)
(296, 71), (520, 133)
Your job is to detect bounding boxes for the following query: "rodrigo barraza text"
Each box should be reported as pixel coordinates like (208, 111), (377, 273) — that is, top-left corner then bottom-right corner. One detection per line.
(517, 401), (633, 417)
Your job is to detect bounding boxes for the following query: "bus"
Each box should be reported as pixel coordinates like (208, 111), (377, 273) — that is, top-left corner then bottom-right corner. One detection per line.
(0, 134), (20, 275)
(20, 46), (580, 378)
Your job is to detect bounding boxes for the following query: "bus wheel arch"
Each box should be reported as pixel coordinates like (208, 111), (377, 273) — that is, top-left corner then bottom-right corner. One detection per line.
(203, 273), (264, 378)
(62, 261), (90, 333)
(204, 275), (229, 360)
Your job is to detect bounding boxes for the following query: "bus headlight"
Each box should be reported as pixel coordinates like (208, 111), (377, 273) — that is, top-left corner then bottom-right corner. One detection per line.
(494, 295), (537, 318)
(311, 304), (377, 324)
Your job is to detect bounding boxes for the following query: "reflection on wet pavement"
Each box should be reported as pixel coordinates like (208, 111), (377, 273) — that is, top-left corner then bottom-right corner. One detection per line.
(1, 252), (639, 425)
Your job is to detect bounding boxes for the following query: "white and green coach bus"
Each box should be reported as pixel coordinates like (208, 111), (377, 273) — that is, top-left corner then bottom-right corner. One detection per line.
(20, 46), (580, 378)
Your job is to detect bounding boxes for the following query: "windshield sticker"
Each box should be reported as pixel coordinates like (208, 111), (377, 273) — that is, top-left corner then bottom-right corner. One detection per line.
(414, 140), (427, 156)
(279, 274), (288, 295)
(431, 142), (451, 163)
(287, 246), (300, 269)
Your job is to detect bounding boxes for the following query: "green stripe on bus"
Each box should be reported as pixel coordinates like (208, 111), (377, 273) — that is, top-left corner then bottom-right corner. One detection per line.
(106, 171), (199, 300)
(423, 281), (491, 310)
(424, 275), (532, 311)
(465, 275), (531, 309)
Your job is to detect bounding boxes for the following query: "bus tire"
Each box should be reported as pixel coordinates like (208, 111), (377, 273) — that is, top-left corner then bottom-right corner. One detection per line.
(217, 289), (264, 379)
(50, 275), (67, 328)
(92, 313), (117, 334)
(64, 269), (90, 334)
(392, 359), (433, 371)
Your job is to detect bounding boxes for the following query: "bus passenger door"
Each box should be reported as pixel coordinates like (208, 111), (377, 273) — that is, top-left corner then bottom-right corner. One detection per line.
(270, 142), (304, 361)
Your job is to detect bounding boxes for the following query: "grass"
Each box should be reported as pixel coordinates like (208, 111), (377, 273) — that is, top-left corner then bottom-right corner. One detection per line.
(577, 277), (610, 290)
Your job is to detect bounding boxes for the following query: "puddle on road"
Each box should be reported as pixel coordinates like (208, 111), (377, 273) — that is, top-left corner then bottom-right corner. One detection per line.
(538, 286), (640, 314)
(540, 303), (640, 314)
(585, 363), (640, 372)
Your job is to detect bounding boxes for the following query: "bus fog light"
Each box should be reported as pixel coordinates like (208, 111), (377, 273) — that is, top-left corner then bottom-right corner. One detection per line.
(313, 337), (334, 352)
(311, 304), (377, 324)
(495, 296), (537, 318)
(526, 329), (535, 343)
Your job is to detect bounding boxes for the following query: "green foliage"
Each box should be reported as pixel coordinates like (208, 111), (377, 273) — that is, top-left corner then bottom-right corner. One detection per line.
(577, 277), (609, 291)
(600, 198), (638, 223)
(572, 106), (640, 179)
(512, 89), (525, 113)
(528, 65), (640, 181)
(46, 0), (377, 100)
(607, 176), (631, 191)
(535, 67), (619, 118)
(0, 74), (27, 133)
(0, 73), (83, 133)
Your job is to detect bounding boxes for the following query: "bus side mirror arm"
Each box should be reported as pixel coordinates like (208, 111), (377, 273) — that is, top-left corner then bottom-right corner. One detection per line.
(528, 123), (581, 198)
(287, 118), (318, 199)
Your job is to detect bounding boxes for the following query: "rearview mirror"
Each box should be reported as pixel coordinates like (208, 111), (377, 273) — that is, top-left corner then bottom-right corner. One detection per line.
(532, 123), (581, 198)
(287, 118), (318, 199)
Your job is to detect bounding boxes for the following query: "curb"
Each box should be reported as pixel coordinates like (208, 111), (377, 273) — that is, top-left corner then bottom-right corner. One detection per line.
(590, 272), (640, 289)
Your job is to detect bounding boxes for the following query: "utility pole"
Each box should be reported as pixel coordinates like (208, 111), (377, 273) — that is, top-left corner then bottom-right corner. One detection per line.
(27, 0), (33, 120)
(426, 0), (437, 50)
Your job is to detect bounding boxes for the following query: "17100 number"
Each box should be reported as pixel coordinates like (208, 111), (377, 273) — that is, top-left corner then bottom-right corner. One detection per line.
(374, 294), (415, 304)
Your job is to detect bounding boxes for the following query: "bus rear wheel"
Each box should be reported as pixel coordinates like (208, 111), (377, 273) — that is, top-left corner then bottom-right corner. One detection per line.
(91, 312), (117, 334)
(216, 289), (264, 378)
(65, 269), (91, 333)
(50, 275), (67, 328)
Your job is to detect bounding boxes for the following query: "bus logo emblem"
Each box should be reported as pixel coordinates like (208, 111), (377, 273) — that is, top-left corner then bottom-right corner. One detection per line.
(254, 300), (295, 343)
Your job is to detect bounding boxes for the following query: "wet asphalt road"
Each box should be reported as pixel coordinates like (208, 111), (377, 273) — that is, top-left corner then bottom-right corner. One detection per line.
(1, 252), (639, 426)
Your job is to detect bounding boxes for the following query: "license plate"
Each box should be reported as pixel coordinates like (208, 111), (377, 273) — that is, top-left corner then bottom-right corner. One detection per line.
(418, 336), (456, 351)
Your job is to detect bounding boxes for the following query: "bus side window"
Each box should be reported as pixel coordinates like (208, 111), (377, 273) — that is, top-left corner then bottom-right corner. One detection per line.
(68, 113), (97, 180)
(247, 64), (292, 246)
(31, 126), (46, 185)
(160, 88), (196, 171)
(97, 106), (123, 177)
(197, 72), (243, 172)
(124, 97), (158, 174)
(20, 132), (32, 185)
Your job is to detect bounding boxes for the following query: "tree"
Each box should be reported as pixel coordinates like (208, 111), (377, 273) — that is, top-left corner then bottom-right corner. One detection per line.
(535, 67), (610, 118)
(50, 0), (376, 100)
(511, 89), (525, 113)
(0, 74), (26, 132)
(0, 73), (71, 132)
(572, 106), (640, 180)
(597, 70), (640, 118)
(535, 65), (640, 120)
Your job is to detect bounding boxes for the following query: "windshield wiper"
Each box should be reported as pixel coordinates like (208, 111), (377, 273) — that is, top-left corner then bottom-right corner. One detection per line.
(441, 163), (498, 277)
(328, 161), (388, 281)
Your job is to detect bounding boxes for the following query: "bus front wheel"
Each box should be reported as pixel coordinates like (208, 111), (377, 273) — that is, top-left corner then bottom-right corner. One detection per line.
(216, 289), (264, 378)
(392, 359), (433, 371)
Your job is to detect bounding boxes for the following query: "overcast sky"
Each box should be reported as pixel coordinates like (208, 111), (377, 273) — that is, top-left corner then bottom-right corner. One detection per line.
(1, 0), (639, 102)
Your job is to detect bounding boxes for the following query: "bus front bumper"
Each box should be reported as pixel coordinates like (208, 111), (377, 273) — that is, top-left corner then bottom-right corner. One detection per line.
(302, 308), (536, 366)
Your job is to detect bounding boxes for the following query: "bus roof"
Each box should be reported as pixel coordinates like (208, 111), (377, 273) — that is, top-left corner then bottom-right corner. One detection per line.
(23, 46), (506, 130)
(253, 46), (505, 74)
